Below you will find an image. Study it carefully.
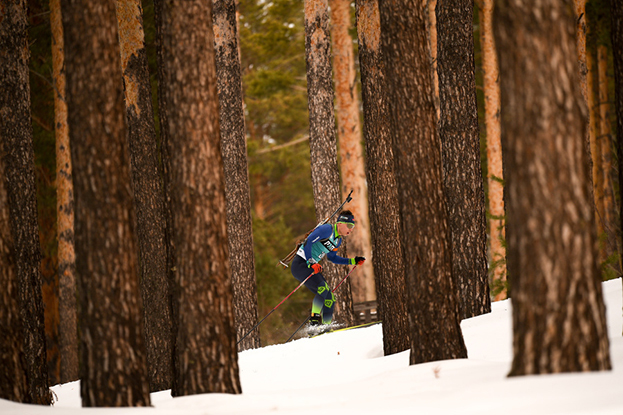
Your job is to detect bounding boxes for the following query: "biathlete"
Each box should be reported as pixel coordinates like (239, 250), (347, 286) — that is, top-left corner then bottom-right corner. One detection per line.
(290, 210), (365, 326)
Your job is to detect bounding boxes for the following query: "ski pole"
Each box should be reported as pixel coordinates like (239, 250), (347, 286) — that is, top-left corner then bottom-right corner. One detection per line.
(286, 263), (359, 342)
(237, 273), (314, 346)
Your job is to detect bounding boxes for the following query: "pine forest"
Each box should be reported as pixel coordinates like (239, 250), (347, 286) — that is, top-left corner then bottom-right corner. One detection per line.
(0, 0), (620, 407)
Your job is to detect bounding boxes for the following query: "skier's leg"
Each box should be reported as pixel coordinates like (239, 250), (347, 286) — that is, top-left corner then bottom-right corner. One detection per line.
(316, 280), (335, 324)
(291, 256), (325, 321)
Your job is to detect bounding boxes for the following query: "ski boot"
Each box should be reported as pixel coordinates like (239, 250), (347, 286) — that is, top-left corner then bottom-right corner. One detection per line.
(309, 313), (321, 327)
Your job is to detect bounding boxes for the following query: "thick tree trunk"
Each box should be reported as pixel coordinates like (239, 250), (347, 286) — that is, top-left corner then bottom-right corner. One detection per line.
(379, 0), (467, 365)
(330, 0), (375, 304)
(494, 0), (612, 376)
(304, 0), (355, 326)
(115, 0), (173, 392)
(61, 0), (151, 406)
(355, 0), (409, 355)
(479, 0), (506, 301)
(0, 0), (51, 405)
(50, 0), (78, 384)
(436, 0), (490, 320)
(158, 0), (242, 396)
(213, 0), (261, 352)
(611, 0), (623, 334)
(0, 150), (29, 403)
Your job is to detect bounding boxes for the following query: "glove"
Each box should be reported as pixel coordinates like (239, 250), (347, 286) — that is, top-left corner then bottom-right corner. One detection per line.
(352, 256), (366, 265)
(309, 262), (323, 274)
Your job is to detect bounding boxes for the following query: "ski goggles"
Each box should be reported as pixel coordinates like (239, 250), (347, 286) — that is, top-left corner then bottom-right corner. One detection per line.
(337, 214), (356, 229)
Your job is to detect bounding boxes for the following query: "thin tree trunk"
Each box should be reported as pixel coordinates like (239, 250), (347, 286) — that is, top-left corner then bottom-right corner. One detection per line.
(213, 0), (261, 352)
(330, 0), (375, 304)
(427, 0), (439, 118)
(50, 0), (78, 384)
(586, 28), (605, 258)
(436, 0), (490, 320)
(0, 0), (51, 404)
(152, 0), (177, 384)
(355, 0), (409, 355)
(379, 0), (467, 365)
(158, 0), (242, 396)
(115, 0), (173, 392)
(597, 44), (620, 273)
(479, 0), (506, 301)
(494, 0), (612, 376)
(612, 0), (623, 335)
(0, 148), (29, 404)
(574, 0), (589, 100)
(304, 0), (355, 326)
(61, 0), (151, 406)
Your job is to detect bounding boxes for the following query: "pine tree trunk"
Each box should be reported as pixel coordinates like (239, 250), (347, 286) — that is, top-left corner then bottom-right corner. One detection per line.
(330, 0), (375, 305)
(0, 0), (51, 405)
(436, 0), (490, 320)
(355, 0), (409, 355)
(597, 44), (620, 274)
(479, 0), (506, 301)
(158, 0), (242, 396)
(115, 0), (173, 392)
(0, 149), (29, 404)
(586, 28), (605, 259)
(426, 0), (439, 118)
(61, 0), (151, 406)
(213, 0), (261, 352)
(379, 0), (467, 365)
(574, 0), (589, 101)
(304, 0), (355, 326)
(50, 0), (78, 384)
(152, 0), (177, 379)
(611, 0), (623, 333)
(494, 0), (612, 376)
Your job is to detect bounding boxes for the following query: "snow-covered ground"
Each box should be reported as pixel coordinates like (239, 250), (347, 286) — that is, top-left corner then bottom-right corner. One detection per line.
(2, 279), (622, 414)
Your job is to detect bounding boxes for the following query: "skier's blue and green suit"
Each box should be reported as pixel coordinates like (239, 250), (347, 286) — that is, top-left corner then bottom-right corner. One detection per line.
(291, 223), (353, 325)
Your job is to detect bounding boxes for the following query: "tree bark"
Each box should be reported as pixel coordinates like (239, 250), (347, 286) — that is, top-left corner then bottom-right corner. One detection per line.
(379, 0), (467, 365)
(158, 0), (242, 396)
(50, 0), (78, 384)
(574, 0), (589, 101)
(355, 0), (409, 355)
(330, 0), (375, 304)
(115, 0), (173, 392)
(494, 0), (612, 376)
(426, 0), (439, 118)
(611, 0), (623, 334)
(597, 44), (620, 273)
(304, 0), (355, 326)
(479, 0), (506, 300)
(152, 0), (177, 381)
(0, 145), (29, 404)
(61, 0), (151, 406)
(436, 0), (490, 320)
(0, 0), (51, 404)
(586, 21), (605, 260)
(213, 0), (261, 352)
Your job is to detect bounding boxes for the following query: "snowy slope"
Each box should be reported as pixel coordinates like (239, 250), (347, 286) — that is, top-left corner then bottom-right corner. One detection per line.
(1, 279), (622, 414)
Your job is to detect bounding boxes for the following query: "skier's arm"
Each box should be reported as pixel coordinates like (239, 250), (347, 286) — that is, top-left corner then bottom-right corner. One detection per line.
(326, 249), (352, 266)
